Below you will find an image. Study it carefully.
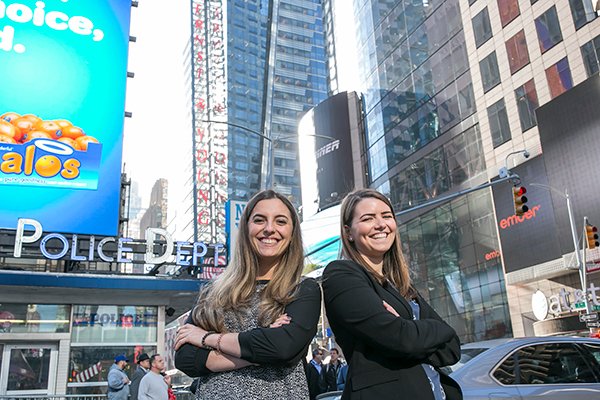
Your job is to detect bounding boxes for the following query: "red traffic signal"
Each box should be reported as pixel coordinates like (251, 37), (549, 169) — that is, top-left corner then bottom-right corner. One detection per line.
(587, 226), (599, 249)
(513, 186), (528, 216)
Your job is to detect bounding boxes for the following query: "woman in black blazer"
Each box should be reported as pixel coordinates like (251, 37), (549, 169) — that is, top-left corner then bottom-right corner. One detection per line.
(322, 189), (462, 400)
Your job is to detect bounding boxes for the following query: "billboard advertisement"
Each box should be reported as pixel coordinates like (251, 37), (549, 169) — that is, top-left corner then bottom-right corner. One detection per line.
(0, 0), (132, 235)
(299, 92), (357, 218)
(536, 73), (600, 254)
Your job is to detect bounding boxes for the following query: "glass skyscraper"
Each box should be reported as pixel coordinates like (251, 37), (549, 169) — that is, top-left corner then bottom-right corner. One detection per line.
(268, 0), (328, 208)
(185, 0), (327, 244)
(321, 0), (512, 343)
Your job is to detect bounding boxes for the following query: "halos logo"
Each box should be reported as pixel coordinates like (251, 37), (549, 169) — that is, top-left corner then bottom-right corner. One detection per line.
(0, 138), (100, 189)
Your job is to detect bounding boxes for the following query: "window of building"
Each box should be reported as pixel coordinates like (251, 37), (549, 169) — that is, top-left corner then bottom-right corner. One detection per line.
(480, 51), (501, 93)
(488, 98), (511, 148)
(470, 0), (477, 4)
(498, 0), (520, 27)
(506, 30), (529, 74)
(72, 306), (157, 343)
(570, 0), (596, 30)
(0, 304), (70, 333)
(581, 35), (600, 77)
(515, 79), (538, 132)
(531, 0), (538, 3)
(535, 6), (563, 53)
(546, 57), (573, 99)
(473, 8), (493, 48)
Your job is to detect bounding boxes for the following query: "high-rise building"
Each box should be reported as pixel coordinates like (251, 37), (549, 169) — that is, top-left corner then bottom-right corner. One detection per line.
(139, 179), (169, 235)
(185, 0), (327, 246)
(316, 0), (600, 342)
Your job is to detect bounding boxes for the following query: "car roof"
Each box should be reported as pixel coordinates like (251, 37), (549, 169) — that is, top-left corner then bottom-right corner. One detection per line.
(460, 336), (596, 351)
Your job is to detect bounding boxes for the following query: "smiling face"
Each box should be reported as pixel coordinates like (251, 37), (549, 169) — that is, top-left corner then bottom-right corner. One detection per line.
(248, 198), (294, 273)
(345, 197), (397, 271)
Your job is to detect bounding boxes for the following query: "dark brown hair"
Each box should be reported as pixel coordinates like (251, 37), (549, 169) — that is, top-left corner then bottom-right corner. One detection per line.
(340, 188), (416, 300)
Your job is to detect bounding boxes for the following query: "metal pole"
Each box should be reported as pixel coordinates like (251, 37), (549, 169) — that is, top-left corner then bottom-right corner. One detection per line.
(565, 191), (584, 272)
(304, 174), (522, 258)
(200, 119), (336, 191)
(532, 184), (592, 315)
(583, 217), (592, 319)
(270, 139), (274, 190)
(566, 192), (591, 314)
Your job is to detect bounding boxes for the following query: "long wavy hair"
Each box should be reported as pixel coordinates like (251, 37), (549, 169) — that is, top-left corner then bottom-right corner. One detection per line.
(340, 189), (417, 300)
(192, 190), (305, 331)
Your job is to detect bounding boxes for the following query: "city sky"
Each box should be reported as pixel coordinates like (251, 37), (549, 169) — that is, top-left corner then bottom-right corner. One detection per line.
(122, 0), (359, 224)
(122, 1), (191, 219)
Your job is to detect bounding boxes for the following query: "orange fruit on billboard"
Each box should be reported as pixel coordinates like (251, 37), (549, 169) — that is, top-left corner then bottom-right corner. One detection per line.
(38, 121), (62, 139)
(23, 131), (52, 142)
(60, 126), (85, 140)
(53, 119), (73, 129)
(76, 135), (99, 151)
(1, 112), (21, 123)
(57, 137), (81, 150)
(0, 134), (17, 144)
(22, 114), (42, 125)
(35, 155), (61, 177)
(0, 119), (19, 141)
(11, 118), (36, 139)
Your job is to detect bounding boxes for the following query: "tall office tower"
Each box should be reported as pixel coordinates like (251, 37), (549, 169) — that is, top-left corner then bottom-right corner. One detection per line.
(321, 0), (339, 95)
(267, 0), (328, 210)
(321, 0), (600, 341)
(326, 0), (511, 343)
(187, 0), (327, 244)
(460, 0), (600, 338)
(139, 179), (169, 235)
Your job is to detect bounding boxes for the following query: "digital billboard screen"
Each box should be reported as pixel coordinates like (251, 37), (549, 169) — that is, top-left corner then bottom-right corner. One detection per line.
(0, 0), (131, 235)
(299, 92), (357, 218)
(536, 73), (600, 254)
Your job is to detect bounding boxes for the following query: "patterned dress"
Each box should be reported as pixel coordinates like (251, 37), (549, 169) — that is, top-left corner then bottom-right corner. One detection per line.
(195, 281), (311, 399)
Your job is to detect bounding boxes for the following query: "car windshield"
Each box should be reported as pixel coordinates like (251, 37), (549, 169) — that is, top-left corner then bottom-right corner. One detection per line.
(443, 347), (489, 374)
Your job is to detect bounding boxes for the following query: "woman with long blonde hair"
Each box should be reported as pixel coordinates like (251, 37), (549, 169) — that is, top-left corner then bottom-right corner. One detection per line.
(322, 188), (462, 399)
(174, 190), (321, 399)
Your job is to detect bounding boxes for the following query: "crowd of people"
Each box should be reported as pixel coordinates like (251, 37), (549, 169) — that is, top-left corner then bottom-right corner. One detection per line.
(108, 353), (173, 400)
(169, 188), (462, 399)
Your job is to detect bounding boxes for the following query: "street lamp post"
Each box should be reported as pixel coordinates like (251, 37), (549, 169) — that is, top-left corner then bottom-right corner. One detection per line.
(530, 183), (593, 316)
(201, 119), (335, 190)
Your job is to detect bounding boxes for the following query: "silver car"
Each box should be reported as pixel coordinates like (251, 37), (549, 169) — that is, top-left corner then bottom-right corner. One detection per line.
(447, 337), (600, 399)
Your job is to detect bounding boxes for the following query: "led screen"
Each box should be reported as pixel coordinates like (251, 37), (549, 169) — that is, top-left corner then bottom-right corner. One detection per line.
(0, 0), (131, 235)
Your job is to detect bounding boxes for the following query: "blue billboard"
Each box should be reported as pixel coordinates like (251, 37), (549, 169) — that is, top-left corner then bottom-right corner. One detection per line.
(0, 0), (131, 235)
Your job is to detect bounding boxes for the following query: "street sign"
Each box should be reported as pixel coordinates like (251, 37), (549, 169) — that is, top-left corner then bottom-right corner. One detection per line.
(587, 321), (600, 328)
(579, 313), (599, 322)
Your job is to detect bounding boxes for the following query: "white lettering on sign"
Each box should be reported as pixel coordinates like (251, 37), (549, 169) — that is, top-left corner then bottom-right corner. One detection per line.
(315, 140), (340, 159)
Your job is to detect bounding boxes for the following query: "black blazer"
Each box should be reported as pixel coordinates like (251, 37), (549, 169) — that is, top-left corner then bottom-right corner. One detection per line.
(322, 260), (462, 400)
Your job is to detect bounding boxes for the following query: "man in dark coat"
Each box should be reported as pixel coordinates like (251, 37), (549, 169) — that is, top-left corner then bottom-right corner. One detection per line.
(306, 348), (327, 400)
(130, 353), (150, 400)
(325, 348), (344, 392)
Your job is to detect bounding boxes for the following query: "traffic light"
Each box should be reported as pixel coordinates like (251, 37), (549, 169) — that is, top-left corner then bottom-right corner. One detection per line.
(513, 186), (528, 216)
(586, 225), (599, 249)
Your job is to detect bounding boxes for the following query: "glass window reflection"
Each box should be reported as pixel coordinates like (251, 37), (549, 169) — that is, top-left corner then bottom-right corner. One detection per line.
(0, 304), (70, 333)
